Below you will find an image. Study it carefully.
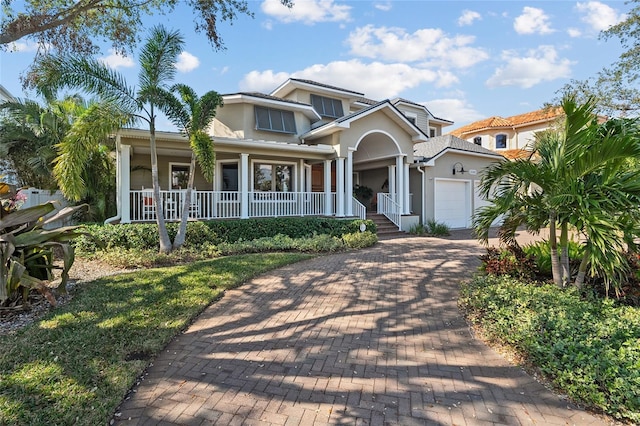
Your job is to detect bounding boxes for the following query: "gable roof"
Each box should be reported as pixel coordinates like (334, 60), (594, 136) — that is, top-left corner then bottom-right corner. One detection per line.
(301, 100), (428, 142)
(270, 78), (365, 99)
(414, 135), (504, 162)
(449, 107), (563, 137)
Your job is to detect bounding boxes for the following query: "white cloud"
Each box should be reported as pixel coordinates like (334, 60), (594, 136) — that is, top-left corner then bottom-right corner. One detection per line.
(98, 49), (135, 69)
(458, 10), (481, 27)
(576, 1), (626, 32)
(514, 7), (554, 35)
(240, 59), (458, 100)
(486, 45), (573, 89)
(346, 25), (488, 68)
(567, 27), (582, 38)
(374, 2), (392, 12)
(175, 51), (200, 73)
(261, 0), (351, 24)
(427, 98), (484, 128)
(7, 40), (42, 53)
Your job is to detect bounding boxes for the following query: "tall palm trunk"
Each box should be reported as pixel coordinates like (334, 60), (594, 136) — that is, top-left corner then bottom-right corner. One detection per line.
(574, 247), (589, 290)
(549, 211), (562, 286)
(560, 222), (570, 285)
(172, 149), (197, 250)
(149, 113), (172, 253)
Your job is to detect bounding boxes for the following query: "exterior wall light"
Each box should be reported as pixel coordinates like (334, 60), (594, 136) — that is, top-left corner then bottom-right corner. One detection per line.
(452, 162), (466, 175)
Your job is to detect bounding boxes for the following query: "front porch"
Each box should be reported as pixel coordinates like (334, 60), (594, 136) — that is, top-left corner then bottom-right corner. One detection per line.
(127, 190), (367, 222)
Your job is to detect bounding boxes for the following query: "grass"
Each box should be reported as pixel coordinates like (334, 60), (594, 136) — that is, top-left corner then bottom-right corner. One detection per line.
(0, 252), (311, 425)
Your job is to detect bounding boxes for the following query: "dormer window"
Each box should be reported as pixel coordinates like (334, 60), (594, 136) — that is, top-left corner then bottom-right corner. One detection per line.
(404, 112), (417, 125)
(473, 136), (482, 146)
(495, 134), (507, 149)
(310, 94), (344, 118)
(255, 106), (296, 134)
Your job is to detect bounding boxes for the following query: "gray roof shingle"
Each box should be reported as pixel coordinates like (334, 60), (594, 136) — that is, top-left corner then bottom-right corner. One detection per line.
(414, 135), (504, 162)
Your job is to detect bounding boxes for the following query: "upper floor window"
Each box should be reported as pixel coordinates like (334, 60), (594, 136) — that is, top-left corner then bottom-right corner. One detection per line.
(473, 136), (482, 146)
(255, 106), (296, 134)
(404, 112), (417, 125)
(310, 94), (344, 118)
(429, 128), (436, 138)
(495, 134), (507, 149)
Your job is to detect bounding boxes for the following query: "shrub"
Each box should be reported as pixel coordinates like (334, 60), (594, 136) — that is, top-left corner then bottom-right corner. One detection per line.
(460, 275), (640, 423)
(75, 218), (375, 254)
(408, 220), (450, 237)
(523, 239), (584, 277)
(479, 246), (538, 280)
(342, 231), (378, 249)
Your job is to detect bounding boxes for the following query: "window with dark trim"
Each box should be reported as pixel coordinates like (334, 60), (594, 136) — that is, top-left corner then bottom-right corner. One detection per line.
(473, 136), (482, 146)
(429, 128), (436, 137)
(310, 94), (344, 118)
(496, 134), (507, 149)
(255, 106), (296, 133)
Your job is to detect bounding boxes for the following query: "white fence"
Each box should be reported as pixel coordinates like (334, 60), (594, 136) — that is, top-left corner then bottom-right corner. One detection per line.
(20, 188), (71, 229)
(129, 190), (339, 222)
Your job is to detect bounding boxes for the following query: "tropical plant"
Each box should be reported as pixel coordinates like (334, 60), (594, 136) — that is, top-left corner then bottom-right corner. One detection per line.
(161, 84), (223, 250)
(32, 25), (185, 253)
(0, 179), (85, 308)
(0, 96), (122, 222)
(475, 95), (640, 294)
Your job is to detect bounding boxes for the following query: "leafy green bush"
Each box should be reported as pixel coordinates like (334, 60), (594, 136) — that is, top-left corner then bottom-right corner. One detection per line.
(75, 218), (375, 254)
(460, 274), (640, 423)
(217, 233), (346, 255)
(342, 231), (378, 249)
(408, 220), (450, 237)
(523, 239), (584, 276)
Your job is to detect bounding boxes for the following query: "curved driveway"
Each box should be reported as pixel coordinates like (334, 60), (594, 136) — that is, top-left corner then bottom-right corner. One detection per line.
(114, 232), (607, 425)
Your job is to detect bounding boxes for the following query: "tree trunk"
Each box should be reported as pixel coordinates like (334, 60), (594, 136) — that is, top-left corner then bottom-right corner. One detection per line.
(560, 222), (570, 286)
(574, 248), (589, 290)
(549, 212), (562, 286)
(149, 116), (172, 254)
(172, 151), (197, 250)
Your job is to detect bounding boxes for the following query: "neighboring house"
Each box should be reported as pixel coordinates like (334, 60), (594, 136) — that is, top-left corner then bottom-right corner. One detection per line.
(448, 107), (564, 159)
(110, 78), (503, 229)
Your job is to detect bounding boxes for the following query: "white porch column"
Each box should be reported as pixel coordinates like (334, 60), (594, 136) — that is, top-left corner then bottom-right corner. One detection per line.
(240, 153), (249, 219)
(403, 163), (410, 214)
(120, 142), (131, 223)
(396, 155), (404, 214)
(336, 157), (345, 217)
(346, 149), (354, 216)
(388, 165), (396, 200)
(298, 159), (305, 216)
(324, 159), (333, 216)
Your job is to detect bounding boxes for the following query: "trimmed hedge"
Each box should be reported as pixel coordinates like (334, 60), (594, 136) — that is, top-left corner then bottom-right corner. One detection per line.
(74, 217), (376, 253)
(460, 274), (640, 423)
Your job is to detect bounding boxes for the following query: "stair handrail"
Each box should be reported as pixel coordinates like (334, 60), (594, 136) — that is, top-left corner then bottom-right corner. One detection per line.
(352, 197), (366, 220)
(376, 192), (401, 230)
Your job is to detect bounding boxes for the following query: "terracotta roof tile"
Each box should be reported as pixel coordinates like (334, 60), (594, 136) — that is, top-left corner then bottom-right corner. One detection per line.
(449, 107), (564, 137)
(501, 149), (535, 160)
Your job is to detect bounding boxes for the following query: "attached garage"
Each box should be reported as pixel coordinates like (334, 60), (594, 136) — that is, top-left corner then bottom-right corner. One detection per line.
(411, 135), (505, 229)
(434, 179), (471, 228)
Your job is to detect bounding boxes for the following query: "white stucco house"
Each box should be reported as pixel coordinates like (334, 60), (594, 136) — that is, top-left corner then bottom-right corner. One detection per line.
(110, 79), (503, 230)
(449, 107), (564, 160)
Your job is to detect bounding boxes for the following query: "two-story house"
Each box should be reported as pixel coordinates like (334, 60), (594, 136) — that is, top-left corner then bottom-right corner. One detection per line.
(110, 79), (503, 229)
(448, 107), (564, 159)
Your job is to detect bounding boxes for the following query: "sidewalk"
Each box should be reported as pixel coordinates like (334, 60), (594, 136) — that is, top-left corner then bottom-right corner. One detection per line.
(113, 232), (607, 425)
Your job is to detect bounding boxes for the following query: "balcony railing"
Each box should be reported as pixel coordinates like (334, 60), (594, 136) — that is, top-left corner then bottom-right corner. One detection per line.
(130, 190), (339, 222)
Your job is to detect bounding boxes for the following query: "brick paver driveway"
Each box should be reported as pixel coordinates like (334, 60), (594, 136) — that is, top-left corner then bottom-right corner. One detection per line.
(114, 232), (607, 425)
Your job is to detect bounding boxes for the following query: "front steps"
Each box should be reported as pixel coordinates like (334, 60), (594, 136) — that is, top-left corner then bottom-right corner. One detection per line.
(366, 213), (406, 239)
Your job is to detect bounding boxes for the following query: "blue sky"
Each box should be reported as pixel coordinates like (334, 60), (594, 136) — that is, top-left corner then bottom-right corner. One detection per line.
(0, 0), (632, 132)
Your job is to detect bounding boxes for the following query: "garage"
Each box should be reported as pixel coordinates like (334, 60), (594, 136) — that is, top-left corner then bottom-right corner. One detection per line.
(434, 179), (471, 228)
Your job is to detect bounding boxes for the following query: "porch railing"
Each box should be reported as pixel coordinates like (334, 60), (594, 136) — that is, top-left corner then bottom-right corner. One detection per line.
(352, 197), (366, 220)
(130, 190), (339, 222)
(377, 192), (401, 230)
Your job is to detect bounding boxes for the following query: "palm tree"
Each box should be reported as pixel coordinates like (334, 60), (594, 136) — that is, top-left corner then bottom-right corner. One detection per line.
(160, 84), (223, 250)
(475, 95), (640, 293)
(32, 25), (184, 253)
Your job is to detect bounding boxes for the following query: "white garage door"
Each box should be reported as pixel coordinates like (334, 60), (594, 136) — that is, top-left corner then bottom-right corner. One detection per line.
(473, 181), (502, 226)
(434, 180), (470, 229)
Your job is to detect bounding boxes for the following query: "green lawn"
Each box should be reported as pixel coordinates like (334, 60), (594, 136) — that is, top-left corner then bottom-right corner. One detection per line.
(0, 253), (311, 425)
